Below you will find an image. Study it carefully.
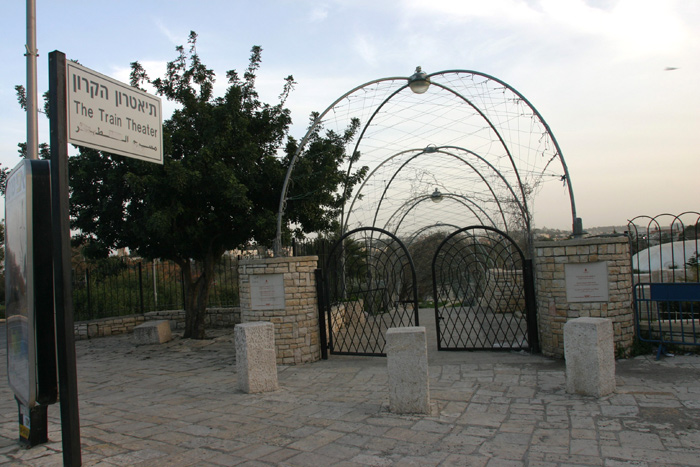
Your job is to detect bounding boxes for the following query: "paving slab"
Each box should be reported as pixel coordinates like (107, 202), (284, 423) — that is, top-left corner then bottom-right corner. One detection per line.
(0, 313), (699, 466)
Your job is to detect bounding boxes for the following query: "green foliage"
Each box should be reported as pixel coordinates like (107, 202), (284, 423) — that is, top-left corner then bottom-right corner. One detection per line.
(71, 37), (292, 262)
(68, 32), (360, 338)
(408, 231), (449, 301)
(283, 117), (366, 239)
(72, 257), (239, 321)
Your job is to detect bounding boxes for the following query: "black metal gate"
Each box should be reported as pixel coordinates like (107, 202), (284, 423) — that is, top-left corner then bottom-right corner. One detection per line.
(318, 227), (419, 356)
(431, 226), (538, 351)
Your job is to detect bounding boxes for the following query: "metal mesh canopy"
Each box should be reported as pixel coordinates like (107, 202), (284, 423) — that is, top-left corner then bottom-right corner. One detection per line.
(277, 69), (576, 250)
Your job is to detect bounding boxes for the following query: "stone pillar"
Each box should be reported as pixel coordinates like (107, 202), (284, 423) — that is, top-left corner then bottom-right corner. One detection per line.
(564, 317), (616, 397)
(238, 256), (320, 365)
(534, 236), (634, 358)
(386, 327), (430, 414)
(234, 322), (278, 393)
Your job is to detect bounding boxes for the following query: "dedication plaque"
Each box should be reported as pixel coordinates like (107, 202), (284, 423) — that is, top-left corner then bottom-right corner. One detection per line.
(250, 274), (285, 310)
(565, 262), (609, 302)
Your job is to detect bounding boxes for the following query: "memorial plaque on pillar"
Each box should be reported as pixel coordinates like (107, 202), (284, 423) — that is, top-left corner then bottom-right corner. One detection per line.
(565, 262), (609, 302)
(250, 274), (285, 310)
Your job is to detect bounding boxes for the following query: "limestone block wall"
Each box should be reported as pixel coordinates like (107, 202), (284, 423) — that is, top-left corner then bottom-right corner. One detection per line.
(238, 256), (320, 365)
(481, 269), (525, 313)
(534, 236), (634, 358)
(327, 300), (365, 340)
(73, 307), (240, 340)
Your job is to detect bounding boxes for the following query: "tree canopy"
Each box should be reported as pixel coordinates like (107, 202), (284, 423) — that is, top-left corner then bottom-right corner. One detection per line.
(69, 32), (365, 337)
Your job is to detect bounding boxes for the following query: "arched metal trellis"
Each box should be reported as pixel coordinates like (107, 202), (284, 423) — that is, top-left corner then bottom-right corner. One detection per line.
(382, 193), (499, 236)
(341, 145), (529, 236)
(275, 68), (580, 254)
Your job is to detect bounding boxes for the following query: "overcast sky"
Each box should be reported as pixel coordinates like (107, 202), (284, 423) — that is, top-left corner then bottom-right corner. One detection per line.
(1, 0), (698, 230)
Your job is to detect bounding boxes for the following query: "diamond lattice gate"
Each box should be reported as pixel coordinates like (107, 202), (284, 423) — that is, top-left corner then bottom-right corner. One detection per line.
(431, 226), (539, 351)
(319, 228), (419, 356)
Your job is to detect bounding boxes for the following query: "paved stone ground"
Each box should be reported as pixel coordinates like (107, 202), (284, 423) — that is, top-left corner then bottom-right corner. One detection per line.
(0, 323), (699, 466)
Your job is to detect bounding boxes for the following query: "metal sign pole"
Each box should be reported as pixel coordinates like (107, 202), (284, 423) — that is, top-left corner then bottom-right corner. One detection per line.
(26, 0), (39, 160)
(49, 50), (82, 467)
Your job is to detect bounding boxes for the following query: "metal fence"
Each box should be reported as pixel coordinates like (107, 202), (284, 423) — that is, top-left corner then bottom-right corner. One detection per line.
(72, 255), (240, 322)
(627, 212), (700, 356)
(292, 237), (332, 268)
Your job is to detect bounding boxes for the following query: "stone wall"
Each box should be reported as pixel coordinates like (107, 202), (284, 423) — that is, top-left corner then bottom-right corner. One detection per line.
(238, 256), (320, 365)
(534, 236), (633, 358)
(481, 269), (525, 313)
(74, 307), (240, 340)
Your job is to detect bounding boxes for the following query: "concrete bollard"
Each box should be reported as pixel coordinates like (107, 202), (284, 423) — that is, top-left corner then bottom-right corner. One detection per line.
(133, 320), (172, 345)
(386, 326), (430, 414)
(564, 317), (616, 397)
(235, 322), (278, 393)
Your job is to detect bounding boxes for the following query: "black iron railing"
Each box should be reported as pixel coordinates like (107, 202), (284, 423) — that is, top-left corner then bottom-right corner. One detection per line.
(72, 255), (240, 321)
(628, 212), (700, 356)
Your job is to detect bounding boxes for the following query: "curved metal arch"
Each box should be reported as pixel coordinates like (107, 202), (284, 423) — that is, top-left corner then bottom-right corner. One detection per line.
(366, 148), (507, 233)
(405, 223), (463, 246)
(278, 74), (525, 252)
(432, 69), (577, 228)
(337, 79), (529, 236)
(427, 80), (530, 219)
(626, 211), (700, 281)
(432, 225), (527, 270)
(343, 145), (528, 236)
(440, 145), (530, 227)
(628, 211), (700, 232)
(342, 147), (423, 232)
(383, 193), (499, 237)
(348, 145), (530, 235)
(274, 76), (408, 253)
(275, 69), (578, 253)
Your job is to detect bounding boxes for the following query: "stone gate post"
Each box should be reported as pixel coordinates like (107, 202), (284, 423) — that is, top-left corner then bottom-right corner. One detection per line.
(238, 256), (321, 365)
(534, 236), (634, 358)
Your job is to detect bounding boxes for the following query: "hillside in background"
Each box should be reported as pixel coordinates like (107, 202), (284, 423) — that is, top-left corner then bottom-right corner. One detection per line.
(533, 225), (627, 241)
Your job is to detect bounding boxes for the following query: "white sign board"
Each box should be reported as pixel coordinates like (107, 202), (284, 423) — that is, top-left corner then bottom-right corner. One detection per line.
(250, 274), (286, 311)
(66, 62), (163, 164)
(565, 262), (609, 303)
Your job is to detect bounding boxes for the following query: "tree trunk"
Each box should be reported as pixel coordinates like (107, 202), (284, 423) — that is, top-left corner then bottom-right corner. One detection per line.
(182, 257), (216, 339)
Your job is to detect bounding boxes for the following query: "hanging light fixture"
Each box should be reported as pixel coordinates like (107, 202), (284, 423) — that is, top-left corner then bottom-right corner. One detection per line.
(408, 66), (431, 94)
(430, 188), (443, 203)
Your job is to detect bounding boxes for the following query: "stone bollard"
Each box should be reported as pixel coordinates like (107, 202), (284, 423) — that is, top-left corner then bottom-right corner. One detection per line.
(386, 327), (430, 414)
(133, 320), (172, 345)
(564, 317), (616, 397)
(234, 322), (279, 393)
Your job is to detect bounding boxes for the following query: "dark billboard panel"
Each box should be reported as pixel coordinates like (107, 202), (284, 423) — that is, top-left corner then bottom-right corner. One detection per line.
(5, 160), (56, 407)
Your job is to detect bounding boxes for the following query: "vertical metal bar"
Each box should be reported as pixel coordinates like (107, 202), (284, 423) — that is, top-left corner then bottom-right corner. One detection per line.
(108, 266), (115, 316)
(181, 268), (186, 309)
(315, 268), (328, 360)
(138, 263), (144, 314)
(523, 259), (539, 353)
(49, 50), (82, 467)
(152, 260), (158, 310)
(85, 268), (91, 319)
(431, 244), (443, 351)
(101, 265), (107, 317)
